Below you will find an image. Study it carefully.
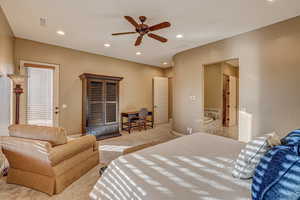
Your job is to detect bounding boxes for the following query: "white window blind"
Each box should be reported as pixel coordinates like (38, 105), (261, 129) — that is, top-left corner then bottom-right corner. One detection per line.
(25, 67), (54, 126)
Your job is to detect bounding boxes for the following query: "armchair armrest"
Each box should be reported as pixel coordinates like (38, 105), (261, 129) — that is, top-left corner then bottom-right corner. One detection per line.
(1, 136), (54, 176)
(49, 135), (97, 166)
(1, 136), (52, 163)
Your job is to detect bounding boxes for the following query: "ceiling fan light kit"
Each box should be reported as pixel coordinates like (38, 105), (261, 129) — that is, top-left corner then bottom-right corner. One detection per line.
(112, 16), (171, 46)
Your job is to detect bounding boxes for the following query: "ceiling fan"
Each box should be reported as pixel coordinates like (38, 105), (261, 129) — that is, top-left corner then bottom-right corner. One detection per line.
(112, 16), (171, 46)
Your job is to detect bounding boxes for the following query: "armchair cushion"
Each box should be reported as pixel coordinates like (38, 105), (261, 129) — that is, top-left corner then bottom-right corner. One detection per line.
(9, 125), (67, 146)
(49, 135), (97, 166)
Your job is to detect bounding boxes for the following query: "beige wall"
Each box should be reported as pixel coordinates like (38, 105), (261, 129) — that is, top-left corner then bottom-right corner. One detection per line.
(173, 16), (300, 141)
(14, 38), (164, 134)
(0, 6), (14, 136)
(163, 67), (174, 119)
(163, 67), (174, 78)
(204, 64), (222, 110)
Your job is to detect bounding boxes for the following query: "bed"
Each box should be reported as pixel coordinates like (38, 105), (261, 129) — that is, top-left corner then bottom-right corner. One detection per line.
(90, 133), (252, 200)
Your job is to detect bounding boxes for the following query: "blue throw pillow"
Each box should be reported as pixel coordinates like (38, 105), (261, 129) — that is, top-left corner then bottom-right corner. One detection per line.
(281, 129), (300, 145)
(252, 144), (300, 200)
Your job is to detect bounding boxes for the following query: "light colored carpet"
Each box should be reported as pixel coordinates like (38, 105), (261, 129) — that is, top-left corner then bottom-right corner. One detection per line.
(100, 123), (178, 164)
(0, 123), (177, 200)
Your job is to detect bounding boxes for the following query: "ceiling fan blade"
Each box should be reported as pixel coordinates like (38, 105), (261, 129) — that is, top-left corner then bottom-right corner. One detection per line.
(135, 35), (143, 46)
(124, 16), (139, 28)
(112, 32), (136, 36)
(148, 33), (168, 43)
(149, 22), (171, 31)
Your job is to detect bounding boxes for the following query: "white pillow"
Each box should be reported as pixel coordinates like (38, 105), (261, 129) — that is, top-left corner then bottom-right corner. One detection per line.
(0, 150), (9, 177)
(232, 132), (280, 179)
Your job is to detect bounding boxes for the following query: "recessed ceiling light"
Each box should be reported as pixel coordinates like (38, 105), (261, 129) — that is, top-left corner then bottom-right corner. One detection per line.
(136, 52), (141, 55)
(267, 0), (275, 2)
(104, 43), (111, 47)
(176, 34), (183, 39)
(163, 62), (168, 65)
(56, 30), (65, 35)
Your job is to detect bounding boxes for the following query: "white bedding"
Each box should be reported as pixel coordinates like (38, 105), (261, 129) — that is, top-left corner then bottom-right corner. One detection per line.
(90, 133), (252, 200)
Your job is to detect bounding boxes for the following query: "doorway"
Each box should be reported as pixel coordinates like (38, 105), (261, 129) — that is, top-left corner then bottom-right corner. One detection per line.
(20, 61), (60, 127)
(203, 59), (239, 139)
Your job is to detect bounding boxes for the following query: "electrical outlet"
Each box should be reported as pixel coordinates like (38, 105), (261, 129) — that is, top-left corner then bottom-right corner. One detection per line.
(187, 127), (193, 135)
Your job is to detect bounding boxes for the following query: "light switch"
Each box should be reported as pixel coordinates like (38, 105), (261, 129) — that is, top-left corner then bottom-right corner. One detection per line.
(190, 96), (196, 101)
(62, 104), (67, 109)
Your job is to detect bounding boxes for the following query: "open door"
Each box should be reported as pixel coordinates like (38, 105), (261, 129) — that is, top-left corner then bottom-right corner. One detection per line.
(153, 77), (169, 124)
(223, 75), (229, 127)
(229, 76), (237, 126)
(223, 75), (237, 127)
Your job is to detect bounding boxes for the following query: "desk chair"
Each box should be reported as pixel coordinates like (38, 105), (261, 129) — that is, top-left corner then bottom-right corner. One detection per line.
(137, 108), (151, 131)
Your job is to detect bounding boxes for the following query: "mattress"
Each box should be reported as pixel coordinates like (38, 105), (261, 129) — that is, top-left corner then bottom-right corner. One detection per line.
(90, 133), (251, 200)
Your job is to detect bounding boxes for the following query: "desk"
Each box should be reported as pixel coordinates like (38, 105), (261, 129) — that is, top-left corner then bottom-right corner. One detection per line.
(121, 111), (154, 133)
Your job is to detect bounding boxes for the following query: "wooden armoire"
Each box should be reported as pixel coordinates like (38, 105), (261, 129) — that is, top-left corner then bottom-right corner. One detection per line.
(79, 73), (123, 140)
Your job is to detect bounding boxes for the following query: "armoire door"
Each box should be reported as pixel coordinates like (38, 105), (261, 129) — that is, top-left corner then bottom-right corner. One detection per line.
(87, 79), (105, 133)
(105, 81), (118, 124)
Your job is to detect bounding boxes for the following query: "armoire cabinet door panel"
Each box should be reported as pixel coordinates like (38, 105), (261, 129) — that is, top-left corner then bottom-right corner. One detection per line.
(88, 81), (104, 102)
(106, 82), (117, 101)
(88, 102), (105, 125)
(106, 102), (117, 123)
(87, 80), (105, 127)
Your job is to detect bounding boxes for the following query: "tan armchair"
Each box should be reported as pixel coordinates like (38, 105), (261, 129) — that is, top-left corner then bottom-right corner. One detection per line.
(0, 125), (99, 195)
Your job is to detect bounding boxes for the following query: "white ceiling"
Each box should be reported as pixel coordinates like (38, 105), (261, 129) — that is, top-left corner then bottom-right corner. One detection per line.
(1, 0), (300, 68)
